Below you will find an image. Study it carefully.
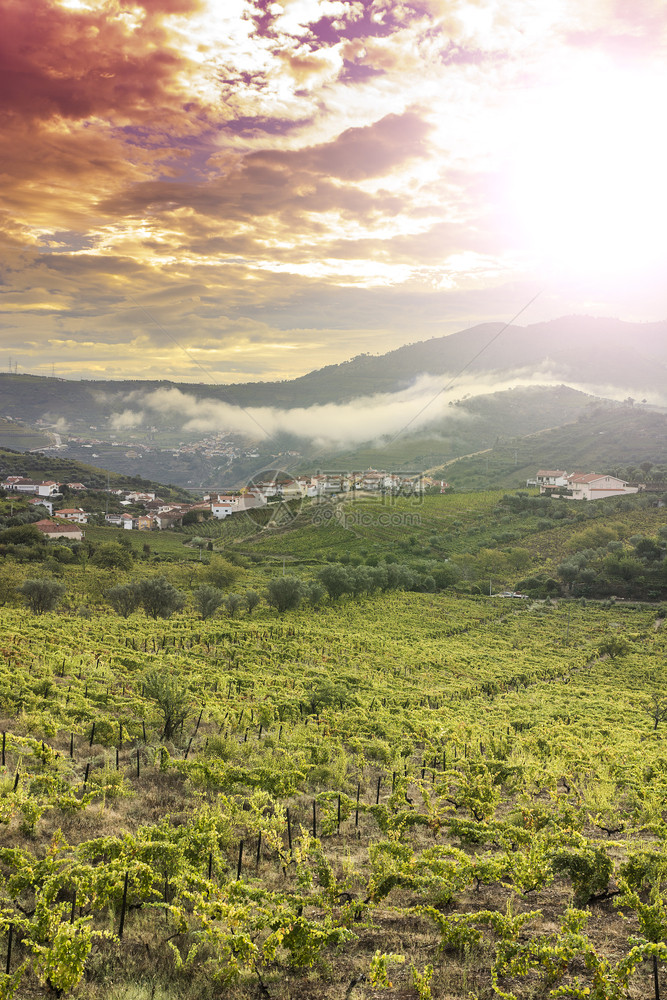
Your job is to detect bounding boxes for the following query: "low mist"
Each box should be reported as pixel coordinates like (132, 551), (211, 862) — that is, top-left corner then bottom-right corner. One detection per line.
(107, 369), (666, 450)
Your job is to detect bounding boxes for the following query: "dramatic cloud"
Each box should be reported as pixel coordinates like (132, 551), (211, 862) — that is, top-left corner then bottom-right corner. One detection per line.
(2, 0), (667, 381)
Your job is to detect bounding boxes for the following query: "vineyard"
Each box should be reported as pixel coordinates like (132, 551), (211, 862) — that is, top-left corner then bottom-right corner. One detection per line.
(0, 584), (666, 999)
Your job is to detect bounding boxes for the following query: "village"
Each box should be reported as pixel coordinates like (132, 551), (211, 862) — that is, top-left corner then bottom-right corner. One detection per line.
(0, 470), (435, 539)
(4, 466), (661, 543)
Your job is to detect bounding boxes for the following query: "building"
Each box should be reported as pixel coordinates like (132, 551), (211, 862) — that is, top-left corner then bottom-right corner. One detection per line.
(2, 477), (61, 496)
(55, 508), (89, 524)
(105, 513), (134, 529)
(28, 496), (55, 516)
(535, 470), (569, 493)
(565, 473), (639, 501)
(34, 519), (85, 541)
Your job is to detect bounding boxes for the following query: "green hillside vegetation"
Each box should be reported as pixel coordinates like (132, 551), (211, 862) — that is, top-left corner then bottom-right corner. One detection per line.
(0, 448), (193, 501)
(0, 418), (51, 452)
(4, 317), (666, 421)
(0, 558), (667, 997)
(437, 402), (667, 489)
(0, 490), (666, 998)
(297, 386), (596, 475)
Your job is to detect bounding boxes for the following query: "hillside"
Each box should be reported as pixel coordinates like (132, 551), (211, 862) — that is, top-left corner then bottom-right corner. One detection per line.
(436, 401), (667, 489)
(0, 448), (193, 500)
(1, 314), (666, 488)
(0, 490), (666, 998)
(1, 316), (665, 429)
(312, 384), (597, 474)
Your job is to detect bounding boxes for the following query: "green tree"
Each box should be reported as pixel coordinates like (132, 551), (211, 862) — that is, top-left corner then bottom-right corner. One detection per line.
(138, 577), (186, 619)
(557, 562), (579, 593)
(203, 555), (244, 589)
(19, 578), (65, 614)
(266, 576), (303, 613)
(225, 592), (243, 618)
(306, 581), (326, 607)
(192, 584), (223, 620)
(106, 582), (142, 618)
(318, 564), (351, 600)
(349, 566), (371, 597)
(90, 542), (133, 570)
(144, 667), (190, 741)
(245, 589), (261, 614)
(0, 523), (44, 546)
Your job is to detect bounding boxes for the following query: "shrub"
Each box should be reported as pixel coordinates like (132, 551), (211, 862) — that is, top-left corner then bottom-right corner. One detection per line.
(90, 542), (133, 570)
(551, 845), (613, 905)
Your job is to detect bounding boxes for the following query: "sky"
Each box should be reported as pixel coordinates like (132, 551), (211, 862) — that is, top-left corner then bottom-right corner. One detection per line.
(2, 0), (667, 384)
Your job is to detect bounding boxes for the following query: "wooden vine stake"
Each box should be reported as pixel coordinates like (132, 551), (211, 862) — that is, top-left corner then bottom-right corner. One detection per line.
(118, 871), (129, 940)
(5, 924), (12, 976)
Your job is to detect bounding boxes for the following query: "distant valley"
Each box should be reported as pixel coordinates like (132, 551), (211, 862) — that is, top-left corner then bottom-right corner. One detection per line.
(1, 315), (666, 490)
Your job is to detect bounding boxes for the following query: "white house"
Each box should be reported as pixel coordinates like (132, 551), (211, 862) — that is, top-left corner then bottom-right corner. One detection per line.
(28, 496), (55, 516)
(211, 495), (239, 519)
(2, 477), (61, 496)
(105, 513), (134, 529)
(55, 507), (89, 524)
(536, 470), (569, 493)
(565, 473), (639, 501)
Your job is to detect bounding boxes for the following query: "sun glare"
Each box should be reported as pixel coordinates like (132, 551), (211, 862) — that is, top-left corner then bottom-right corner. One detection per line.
(506, 58), (667, 283)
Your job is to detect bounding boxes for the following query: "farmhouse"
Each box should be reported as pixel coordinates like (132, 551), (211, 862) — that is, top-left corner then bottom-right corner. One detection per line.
(535, 470), (569, 493)
(105, 514), (134, 529)
(34, 519), (85, 541)
(565, 473), (638, 501)
(2, 477), (61, 496)
(28, 496), (55, 515)
(55, 508), (89, 524)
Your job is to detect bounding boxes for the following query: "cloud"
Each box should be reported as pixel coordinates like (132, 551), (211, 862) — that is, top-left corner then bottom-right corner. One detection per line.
(0, 0), (190, 123)
(2, 0), (667, 385)
(115, 376), (473, 447)
(112, 364), (639, 449)
(109, 408), (146, 430)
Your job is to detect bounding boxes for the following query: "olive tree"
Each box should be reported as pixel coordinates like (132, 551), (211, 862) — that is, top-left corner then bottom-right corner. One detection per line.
(19, 578), (65, 614)
(138, 577), (186, 619)
(192, 584), (223, 620)
(266, 576), (303, 613)
(144, 668), (190, 741)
